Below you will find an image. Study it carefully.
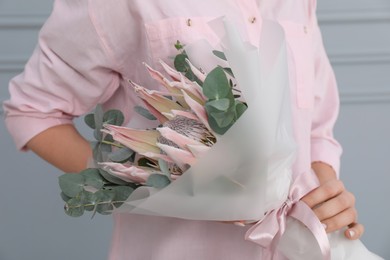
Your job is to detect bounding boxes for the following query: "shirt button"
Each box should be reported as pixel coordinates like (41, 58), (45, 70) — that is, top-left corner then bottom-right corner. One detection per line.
(186, 19), (192, 27)
(303, 26), (308, 34)
(249, 17), (257, 24)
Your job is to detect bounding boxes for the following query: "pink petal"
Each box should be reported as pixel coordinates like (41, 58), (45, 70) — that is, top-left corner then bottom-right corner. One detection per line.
(144, 63), (182, 95)
(163, 110), (199, 121)
(157, 143), (196, 169)
(102, 125), (161, 155)
(99, 162), (151, 183)
(186, 144), (211, 158)
(185, 58), (206, 82)
(159, 60), (183, 82)
(157, 127), (203, 150)
(171, 76), (206, 104)
(103, 125), (159, 146)
(142, 152), (174, 163)
(182, 90), (212, 132)
(132, 82), (184, 115)
(142, 100), (170, 124)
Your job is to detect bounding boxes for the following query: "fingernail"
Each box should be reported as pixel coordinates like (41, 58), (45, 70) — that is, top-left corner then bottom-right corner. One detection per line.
(234, 221), (245, 227)
(322, 223), (327, 230)
(348, 230), (355, 238)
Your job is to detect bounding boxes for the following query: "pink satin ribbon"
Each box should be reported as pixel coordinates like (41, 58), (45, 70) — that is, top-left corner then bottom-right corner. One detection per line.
(245, 172), (331, 260)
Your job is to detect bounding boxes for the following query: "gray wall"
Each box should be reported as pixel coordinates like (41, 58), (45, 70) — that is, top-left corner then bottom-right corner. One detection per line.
(1, 0), (389, 259)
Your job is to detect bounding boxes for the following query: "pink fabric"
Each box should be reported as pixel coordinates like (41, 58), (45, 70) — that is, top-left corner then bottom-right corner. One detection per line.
(245, 170), (330, 259)
(4, 0), (343, 259)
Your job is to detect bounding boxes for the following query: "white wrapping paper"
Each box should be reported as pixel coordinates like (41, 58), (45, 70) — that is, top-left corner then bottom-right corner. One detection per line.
(116, 17), (295, 221)
(278, 218), (384, 259)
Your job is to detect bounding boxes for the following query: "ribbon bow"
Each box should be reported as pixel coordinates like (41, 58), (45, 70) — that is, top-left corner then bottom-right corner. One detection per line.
(245, 172), (331, 260)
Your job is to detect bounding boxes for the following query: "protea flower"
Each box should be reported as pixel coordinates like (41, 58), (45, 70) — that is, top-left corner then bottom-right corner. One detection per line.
(100, 62), (217, 183)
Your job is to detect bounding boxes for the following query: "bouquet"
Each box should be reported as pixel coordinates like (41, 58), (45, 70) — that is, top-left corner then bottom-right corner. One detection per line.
(59, 18), (295, 222)
(59, 46), (250, 218)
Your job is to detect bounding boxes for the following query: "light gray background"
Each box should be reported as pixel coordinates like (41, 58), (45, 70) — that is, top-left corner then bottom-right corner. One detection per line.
(1, 1), (389, 259)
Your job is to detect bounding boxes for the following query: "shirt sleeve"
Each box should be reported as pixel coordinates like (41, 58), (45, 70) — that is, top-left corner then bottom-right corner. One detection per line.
(310, 13), (343, 176)
(3, 0), (121, 150)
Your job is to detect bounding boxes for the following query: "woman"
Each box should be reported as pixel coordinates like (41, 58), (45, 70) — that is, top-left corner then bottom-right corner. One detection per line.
(4, 0), (372, 259)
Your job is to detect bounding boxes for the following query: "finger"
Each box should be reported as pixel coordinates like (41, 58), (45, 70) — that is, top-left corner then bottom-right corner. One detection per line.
(345, 222), (365, 240)
(312, 191), (355, 221)
(301, 179), (345, 208)
(321, 207), (357, 233)
(220, 220), (246, 227)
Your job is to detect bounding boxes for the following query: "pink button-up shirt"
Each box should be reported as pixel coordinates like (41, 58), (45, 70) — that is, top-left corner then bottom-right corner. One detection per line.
(4, 0), (342, 259)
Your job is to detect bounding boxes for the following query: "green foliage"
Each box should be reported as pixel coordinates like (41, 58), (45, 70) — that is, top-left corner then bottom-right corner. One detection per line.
(134, 105), (157, 120)
(173, 46), (202, 85)
(158, 159), (170, 179)
(212, 50), (227, 61)
(81, 168), (106, 190)
(199, 66), (247, 134)
(146, 174), (171, 189)
(59, 169), (136, 217)
(108, 147), (135, 163)
(59, 174), (85, 198)
(103, 110), (125, 126)
(172, 44), (247, 135)
(84, 114), (96, 129)
(202, 67), (232, 100)
(65, 197), (85, 217)
(109, 186), (135, 208)
(84, 105), (125, 142)
(98, 169), (129, 186)
(174, 40), (185, 51)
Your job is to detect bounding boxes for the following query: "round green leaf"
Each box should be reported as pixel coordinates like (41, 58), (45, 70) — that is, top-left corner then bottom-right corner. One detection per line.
(203, 67), (231, 100)
(174, 53), (190, 73)
(93, 142), (112, 163)
(206, 98), (231, 112)
(103, 109), (124, 126)
(94, 105), (104, 141)
(78, 190), (97, 211)
(60, 192), (71, 202)
(206, 103), (236, 129)
(84, 113), (96, 129)
(207, 115), (232, 135)
(158, 159), (170, 178)
(146, 174), (171, 189)
(93, 190), (115, 215)
(64, 197), (85, 217)
(108, 147), (135, 163)
(111, 186), (134, 208)
(80, 168), (106, 189)
(235, 101), (247, 119)
(98, 169), (129, 186)
(59, 174), (85, 198)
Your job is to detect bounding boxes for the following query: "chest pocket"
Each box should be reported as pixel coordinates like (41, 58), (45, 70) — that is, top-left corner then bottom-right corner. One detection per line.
(281, 21), (315, 109)
(145, 16), (219, 69)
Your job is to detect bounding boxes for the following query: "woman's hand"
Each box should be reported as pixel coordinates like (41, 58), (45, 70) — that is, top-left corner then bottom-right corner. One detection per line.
(301, 162), (364, 240)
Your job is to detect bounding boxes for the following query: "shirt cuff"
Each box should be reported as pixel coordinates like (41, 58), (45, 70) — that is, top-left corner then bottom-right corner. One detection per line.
(5, 116), (73, 151)
(311, 139), (342, 178)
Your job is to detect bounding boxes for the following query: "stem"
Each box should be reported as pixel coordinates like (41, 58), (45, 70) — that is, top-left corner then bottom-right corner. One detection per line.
(101, 141), (124, 148)
(65, 200), (127, 210)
